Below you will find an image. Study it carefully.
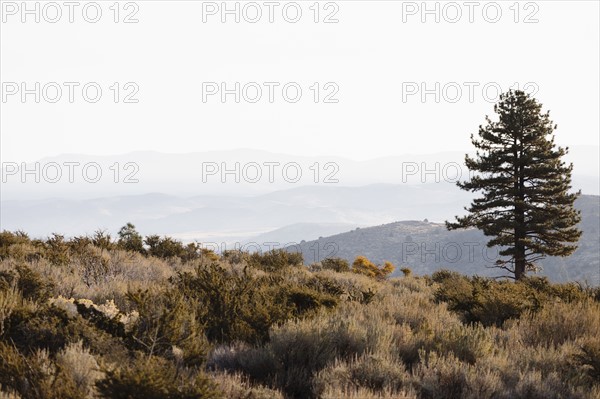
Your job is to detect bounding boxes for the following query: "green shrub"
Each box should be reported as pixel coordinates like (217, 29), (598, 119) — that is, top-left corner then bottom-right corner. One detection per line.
(4, 304), (82, 354)
(0, 342), (91, 399)
(0, 231), (33, 261)
(285, 285), (338, 315)
(126, 289), (209, 368)
(432, 324), (493, 364)
(174, 263), (290, 344)
(44, 234), (71, 266)
(117, 223), (145, 254)
(246, 249), (303, 272)
(12, 265), (55, 302)
(321, 258), (350, 273)
(574, 337), (600, 384)
(96, 355), (221, 399)
(435, 274), (542, 326)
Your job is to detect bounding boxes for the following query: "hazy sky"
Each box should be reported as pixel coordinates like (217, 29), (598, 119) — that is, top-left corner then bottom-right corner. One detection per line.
(1, 0), (599, 162)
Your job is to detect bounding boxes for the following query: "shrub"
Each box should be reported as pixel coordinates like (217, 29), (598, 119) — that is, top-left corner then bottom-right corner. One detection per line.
(221, 250), (245, 265)
(400, 267), (412, 277)
(4, 303), (83, 354)
(72, 245), (111, 287)
(0, 231), (32, 260)
(144, 235), (185, 260)
(0, 265), (54, 302)
(432, 324), (494, 364)
(314, 353), (410, 396)
(212, 372), (284, 399)
(174, 263), (292, 344)
(285, 285), (338, 315)
(515, 300), (600, 347)
(55, 341), (103, 398)
(117, 223), (145, 254)
(126, 289), (209, 368)
(267, 302), (397, 398)
(434, 274), (542, 326)
(413, 351), (504, 399)
(246, 249), (303, 272)
(573, 337), (600, 384)
(0, 342), (91, 399)
(96, 355), (221, 399)
(321, 258), (350, 273)
(44, 234), (71, 266)
(208, 342), (277, 384)
(351, 256), (394, 281)
(313, 270), (380, 304)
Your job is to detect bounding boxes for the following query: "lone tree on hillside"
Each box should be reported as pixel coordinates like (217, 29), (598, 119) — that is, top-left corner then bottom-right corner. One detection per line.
(446, 90), (582, 280)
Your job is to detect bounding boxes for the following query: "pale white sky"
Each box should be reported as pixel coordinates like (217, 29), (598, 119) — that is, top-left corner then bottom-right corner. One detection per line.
(1, 0), (599, 162)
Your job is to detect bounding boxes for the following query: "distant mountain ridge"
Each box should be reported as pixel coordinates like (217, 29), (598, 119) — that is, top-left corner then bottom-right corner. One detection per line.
(2, 147), (598, 200)
(0, 183), (474, 240)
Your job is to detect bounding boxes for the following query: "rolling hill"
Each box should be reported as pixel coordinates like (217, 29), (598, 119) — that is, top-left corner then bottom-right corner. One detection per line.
(290, 195), (600, 284)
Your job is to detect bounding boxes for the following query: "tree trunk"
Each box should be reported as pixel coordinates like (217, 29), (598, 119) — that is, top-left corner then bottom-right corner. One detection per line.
(514, 249), (526, 280)
(514, 133), (527, 281)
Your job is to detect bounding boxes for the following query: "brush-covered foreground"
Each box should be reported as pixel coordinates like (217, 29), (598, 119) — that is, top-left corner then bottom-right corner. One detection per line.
(0, 230), (599, 399)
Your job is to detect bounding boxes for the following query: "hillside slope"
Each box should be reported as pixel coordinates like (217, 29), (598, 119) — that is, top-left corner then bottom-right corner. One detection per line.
(291, 195), (600, 284)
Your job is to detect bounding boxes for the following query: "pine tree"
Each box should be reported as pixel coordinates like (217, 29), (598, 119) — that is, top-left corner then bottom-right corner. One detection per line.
(446, 90), (582, 280)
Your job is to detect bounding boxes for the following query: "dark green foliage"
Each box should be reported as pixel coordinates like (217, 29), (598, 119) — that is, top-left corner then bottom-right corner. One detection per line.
(174, 263), (340, 345)
(126, 289), (209, 368)
(118, 223), (145, 253)
(0, 264), (55, 301)
(447, 90), (582, 280)
(143, 235), (209, 262)
(0, 341), (90, 399)
(434, 270), (593, 326)
(75, 300), (127, 338)
(91, 230), (115, 251)
(0, 230), (40, 262)
(307, 275), (346, 298)
(96, 355), (221, 399)
(3, 304), (81, 353)
(285, 285), (338, 314)
(44, 233), (71, 266)
(320, 257), (350, 272)
(0, 340), (36, 398)
(522, 276), (590, 303)
(16, 264), (55, 301)
(175, 263), (291, 344)
(574, 338), (600, 383)
(246, 249), (303, 272)
(144, 235), (183, 259)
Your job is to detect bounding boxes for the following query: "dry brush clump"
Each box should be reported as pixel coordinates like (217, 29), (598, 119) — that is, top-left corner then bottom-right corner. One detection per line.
(0, 230), (599, 398)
